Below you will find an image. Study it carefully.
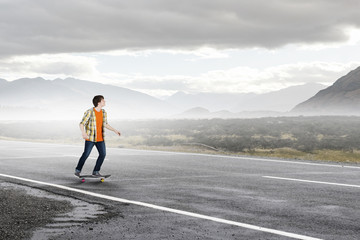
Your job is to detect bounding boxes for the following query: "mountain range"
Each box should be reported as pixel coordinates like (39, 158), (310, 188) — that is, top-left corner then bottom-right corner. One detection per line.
(0, 77), (176, 120)
(2, 68), (359, 120)
(292, 66), (360, 115)
(167, 83), (326, 113)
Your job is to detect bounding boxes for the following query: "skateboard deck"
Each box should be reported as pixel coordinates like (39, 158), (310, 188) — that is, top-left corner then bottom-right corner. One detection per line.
(77, 174), (111, 183)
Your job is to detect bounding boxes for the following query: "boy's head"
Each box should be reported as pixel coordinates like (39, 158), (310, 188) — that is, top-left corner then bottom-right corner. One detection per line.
(93, 95), (104, 107)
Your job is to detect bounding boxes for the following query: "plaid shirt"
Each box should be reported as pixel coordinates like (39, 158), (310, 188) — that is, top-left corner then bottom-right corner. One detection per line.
(80, 108), (108, 142)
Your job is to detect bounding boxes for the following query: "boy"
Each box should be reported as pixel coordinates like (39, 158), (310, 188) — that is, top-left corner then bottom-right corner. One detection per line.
(75, 95), (121, 177)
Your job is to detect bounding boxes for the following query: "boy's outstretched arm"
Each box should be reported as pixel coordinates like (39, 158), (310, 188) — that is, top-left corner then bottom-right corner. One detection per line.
(105, 124), (121, 136)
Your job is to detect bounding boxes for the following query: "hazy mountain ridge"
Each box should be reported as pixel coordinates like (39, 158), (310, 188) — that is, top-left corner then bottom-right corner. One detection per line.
(232, 83), (326, 112)
(0, 78), (7, 85)
(175, 107), (290, 119)
(0, 76), (336, 120)
(166, 92), (256, 112)
(0, 77), (178, 120)
(167, 83), (326, 113)
(293, 66), (360, 115)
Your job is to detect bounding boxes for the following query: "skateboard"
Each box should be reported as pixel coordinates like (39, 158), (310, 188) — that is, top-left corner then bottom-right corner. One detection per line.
(77, 174), (111, 183)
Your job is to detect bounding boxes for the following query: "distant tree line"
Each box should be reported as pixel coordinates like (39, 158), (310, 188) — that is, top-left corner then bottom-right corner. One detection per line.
(113, 116), (360, 153)
(1, 116), (360, 154)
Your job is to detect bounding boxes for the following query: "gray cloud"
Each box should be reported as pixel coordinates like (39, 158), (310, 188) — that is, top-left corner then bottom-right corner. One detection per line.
(1, 0), (360, 56)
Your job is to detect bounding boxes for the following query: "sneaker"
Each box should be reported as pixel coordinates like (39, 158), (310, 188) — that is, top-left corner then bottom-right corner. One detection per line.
(92, 171), (102, 177)
(74, 169), (81, 177)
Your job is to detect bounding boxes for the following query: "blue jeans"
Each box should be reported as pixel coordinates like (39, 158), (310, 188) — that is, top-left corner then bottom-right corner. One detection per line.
(76, 141), (106, 173)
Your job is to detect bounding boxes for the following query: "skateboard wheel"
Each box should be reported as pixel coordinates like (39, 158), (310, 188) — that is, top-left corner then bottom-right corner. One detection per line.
(100, 178), (104, 182)
(81, 178), (85, 183)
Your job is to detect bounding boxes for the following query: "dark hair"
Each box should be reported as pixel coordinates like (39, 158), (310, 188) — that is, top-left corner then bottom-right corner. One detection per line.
(92, 95), (104, 107)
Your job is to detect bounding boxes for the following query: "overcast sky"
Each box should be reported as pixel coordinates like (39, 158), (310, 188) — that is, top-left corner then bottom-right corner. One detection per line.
(1, 0), (360, 98)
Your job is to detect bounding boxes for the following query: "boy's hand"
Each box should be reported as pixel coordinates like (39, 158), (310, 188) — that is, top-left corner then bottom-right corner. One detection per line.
(82, 133), (89, 139)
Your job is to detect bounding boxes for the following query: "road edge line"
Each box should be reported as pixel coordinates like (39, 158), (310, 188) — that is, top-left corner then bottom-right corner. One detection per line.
(0, 173), (322, 240)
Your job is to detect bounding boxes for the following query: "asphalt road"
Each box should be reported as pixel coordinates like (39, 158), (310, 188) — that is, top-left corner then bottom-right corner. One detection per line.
(0, 140), (359, 239)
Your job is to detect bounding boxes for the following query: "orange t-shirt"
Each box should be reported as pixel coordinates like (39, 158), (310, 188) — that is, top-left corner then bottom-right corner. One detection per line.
(94, 108), (103, 142)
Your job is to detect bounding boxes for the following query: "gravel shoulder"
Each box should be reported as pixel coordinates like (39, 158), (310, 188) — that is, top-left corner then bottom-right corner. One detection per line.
(0, 181), (113, 240)
(0, 182), (73, 239)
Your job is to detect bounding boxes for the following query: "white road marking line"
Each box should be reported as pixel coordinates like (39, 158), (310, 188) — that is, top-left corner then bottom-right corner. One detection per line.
(0, 155), (107, 161)
(0, 156), (68, 159)
(1, 139), (359, 169)
(236, 156), (360, 169)
(263, 176), (360, 188)
(116, 148), (360, 169)
(0, 173), (321, 240)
